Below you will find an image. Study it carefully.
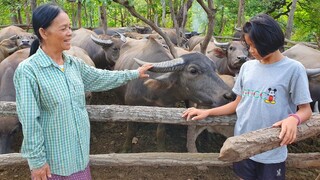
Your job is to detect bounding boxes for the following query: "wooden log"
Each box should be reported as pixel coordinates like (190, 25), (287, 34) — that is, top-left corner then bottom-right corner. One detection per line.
(219, 116), (320, 162)
(0, 153), (319, 168)
(0, 101), (236, 126)
(285, 38), (319, 49)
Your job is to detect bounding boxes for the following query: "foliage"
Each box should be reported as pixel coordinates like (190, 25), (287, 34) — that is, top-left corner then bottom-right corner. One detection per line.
(0, 0), (319, 42)
(293, 0), (320, 42)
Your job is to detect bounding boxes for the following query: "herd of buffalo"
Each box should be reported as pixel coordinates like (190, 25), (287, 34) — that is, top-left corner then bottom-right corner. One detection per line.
(0, 25), (319, 154)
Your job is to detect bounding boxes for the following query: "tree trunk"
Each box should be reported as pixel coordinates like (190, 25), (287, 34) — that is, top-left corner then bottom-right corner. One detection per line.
(218, 6), (225, 35)
(161, 0), (166, 27)
(99, 3), (108, 34)
(30, 0), (37, 13)
(236, 0), (245, 28)
(168, 0), (182, 47)
(175, 0), (193, 47)
(285, 0), (297, 40)
(82, 3), (89, 27)
(71, 3), (77, 28)
(196, 0), (216, 54)
(113, 0), (178, 58)
(17, 8), (22, 24)
(10, 15), (18, 25)
(24, 1), (31, 26)
(77, 1), (82, 28)
(219, 117), (320, 162)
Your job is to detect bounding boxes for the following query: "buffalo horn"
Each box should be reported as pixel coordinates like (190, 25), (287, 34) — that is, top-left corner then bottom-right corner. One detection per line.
(134, 58), (185, 73)
(7, 47), (18, 54)
(90, 34), (113, 46)
(213, 39), (230, 48)
(115, 31), (127, 43)
(306, 68), (320, 77)
(234, 25), (242, 32)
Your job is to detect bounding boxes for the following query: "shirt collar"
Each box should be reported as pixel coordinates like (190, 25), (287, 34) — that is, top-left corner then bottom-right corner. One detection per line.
(35, 47), (71, 67)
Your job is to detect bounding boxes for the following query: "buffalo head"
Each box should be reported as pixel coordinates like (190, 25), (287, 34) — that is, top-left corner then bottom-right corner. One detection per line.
(208, 39), (250, 76)
(134, 52), (236, 107)
(90, 32), (126, 68)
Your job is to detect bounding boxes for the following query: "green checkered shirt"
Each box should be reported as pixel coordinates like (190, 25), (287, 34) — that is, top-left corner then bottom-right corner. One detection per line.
(13, 48), (139, 176)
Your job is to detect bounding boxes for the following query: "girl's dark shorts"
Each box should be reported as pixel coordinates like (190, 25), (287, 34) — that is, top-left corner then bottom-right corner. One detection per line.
(233, 159), (285, 180)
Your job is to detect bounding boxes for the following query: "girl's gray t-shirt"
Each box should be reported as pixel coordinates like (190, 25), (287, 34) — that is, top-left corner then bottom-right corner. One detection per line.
(233, 57), (312, 164)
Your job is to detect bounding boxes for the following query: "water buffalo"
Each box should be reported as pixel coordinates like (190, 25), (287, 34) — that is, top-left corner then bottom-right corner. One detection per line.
(191, 38), (250, 76)
(0, 48), (28, 154)
(71, 28), (126, 69)
(187, 36), (212, 51)
(0, 34), (37, 62)
(0, 46), (95, 154)
(283, 43), (320, 111)
(0, 26), (36, 62)
(153, 28), (188, 48)
(114, 37), (235, 152)
(0, 26), (36, 49)
(94, 26), (152, 36)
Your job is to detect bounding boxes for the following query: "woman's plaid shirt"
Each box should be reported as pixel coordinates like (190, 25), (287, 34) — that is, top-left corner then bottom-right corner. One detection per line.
(13, 48), (139, 176)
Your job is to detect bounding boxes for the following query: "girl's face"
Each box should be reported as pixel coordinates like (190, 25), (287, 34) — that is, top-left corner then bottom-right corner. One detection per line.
(40, 12), (72, 51)
(244, 34), (275, 63)
(244, 34), (262, 60)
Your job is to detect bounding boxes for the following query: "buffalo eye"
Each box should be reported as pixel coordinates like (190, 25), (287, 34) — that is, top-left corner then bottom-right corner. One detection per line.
(189, 67), (198, 75)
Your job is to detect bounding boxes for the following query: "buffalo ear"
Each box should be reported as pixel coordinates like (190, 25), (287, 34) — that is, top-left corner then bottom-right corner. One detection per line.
(143, 72), (175, 90)
(209, 47), (225, 58)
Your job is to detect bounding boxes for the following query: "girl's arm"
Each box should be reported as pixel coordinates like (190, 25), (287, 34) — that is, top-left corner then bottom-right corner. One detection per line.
(273, 103), (312, 146)
(182, 95), (241, 121)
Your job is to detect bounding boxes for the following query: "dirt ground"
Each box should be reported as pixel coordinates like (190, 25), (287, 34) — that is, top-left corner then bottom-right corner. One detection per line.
(1, 91), (319, 180)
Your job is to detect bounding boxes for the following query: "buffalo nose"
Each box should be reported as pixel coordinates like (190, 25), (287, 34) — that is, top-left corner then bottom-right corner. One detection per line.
(22, 39), (30, 45)
(223, 92), (236, 101)
(237, 56), (248, 63)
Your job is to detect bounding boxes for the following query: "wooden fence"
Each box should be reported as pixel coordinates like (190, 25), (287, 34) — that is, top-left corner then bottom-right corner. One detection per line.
(0, 101), (319, 168)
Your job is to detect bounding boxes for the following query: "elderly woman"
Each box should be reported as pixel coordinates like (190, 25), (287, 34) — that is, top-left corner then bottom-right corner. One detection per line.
(13, 3), (152, 180)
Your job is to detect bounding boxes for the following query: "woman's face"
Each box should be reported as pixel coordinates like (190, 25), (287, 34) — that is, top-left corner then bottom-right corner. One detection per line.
(41, 12), (72, 51)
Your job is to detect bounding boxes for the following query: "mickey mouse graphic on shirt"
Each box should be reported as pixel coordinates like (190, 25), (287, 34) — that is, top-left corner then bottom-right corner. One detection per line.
(265, 88), (277, 104)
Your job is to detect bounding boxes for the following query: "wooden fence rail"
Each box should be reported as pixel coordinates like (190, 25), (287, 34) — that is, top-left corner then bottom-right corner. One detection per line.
(0, 101), (237, 126)
(1, 153), (320, 168)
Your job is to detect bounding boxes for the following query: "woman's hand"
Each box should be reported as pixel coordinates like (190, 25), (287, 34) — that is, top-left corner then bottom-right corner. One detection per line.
(137, 64), (153, 78)
(31, 163), (51, 180)
(182, 107), (210, 121)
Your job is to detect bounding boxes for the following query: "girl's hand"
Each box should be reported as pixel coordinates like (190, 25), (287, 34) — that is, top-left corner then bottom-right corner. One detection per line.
(182, 107), (210, 121)
(137, 64), (153, 78)
(272, 116), (298, 146)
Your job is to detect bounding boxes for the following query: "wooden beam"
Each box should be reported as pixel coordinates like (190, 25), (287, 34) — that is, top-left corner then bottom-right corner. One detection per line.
(0, 101), (236, 126)
(219, 116), (320, 162)
(285, 38), (319, 49)
(0, 153), (319, 168)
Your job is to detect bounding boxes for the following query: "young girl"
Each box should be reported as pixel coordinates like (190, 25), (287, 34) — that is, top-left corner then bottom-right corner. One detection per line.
(182, 14), (312, 180)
